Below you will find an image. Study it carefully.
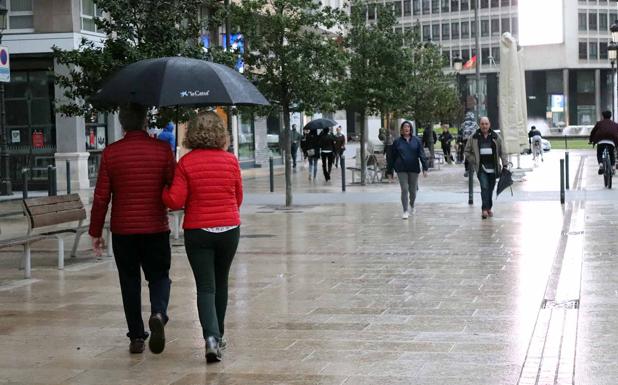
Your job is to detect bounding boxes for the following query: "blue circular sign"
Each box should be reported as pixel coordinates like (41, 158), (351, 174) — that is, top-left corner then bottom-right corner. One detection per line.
(0, 49), (7, 66)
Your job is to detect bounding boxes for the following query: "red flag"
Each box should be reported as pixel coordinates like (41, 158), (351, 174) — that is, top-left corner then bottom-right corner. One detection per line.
(463, 55), (477, 69)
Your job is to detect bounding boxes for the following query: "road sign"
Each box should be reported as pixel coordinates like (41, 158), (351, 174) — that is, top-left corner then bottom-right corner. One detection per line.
(0, 47), (9, 83)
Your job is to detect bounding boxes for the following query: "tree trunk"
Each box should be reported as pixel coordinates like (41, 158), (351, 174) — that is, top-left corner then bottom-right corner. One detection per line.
(360, 110), (367, 186)
(282, 104), (293, 207)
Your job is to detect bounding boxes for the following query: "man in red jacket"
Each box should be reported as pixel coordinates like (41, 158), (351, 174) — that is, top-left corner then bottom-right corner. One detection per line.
(89, 103), (175, 355)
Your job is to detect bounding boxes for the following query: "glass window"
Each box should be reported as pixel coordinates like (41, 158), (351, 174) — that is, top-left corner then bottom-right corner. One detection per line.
(600, 11), (608, 32)
(579, 42), (587, 60)
(442, 23), (450, 40)
(432, 0), (439, 13)
(611, 13), (618, 28)
(432, 23), (440, 40)
(471, 20), (476, 37)
(452, 22), (459, 38)
(461, 0), (469, 10)
(368, 4), (376, 20)
(423, 0), (430, 14)
(404, 0), (412, 16)
(462, 21), (470, 38)
(481, 19), (489, 37)
(589, 13), (597, 32)
(577, 12), (588, 31)
(481, 0), (489, 8)
(6, 0), (33, 30)
(491, 18), (500, 36)
(451, 0), (459, 12)
(512, 17), (518, 35)
(511, 0), (517, 5)
(501, 0), (510, 5)
(413, 0), (420, 15)
(462, 49), (470, 61)
(577, 71), (595, 93)
(423, 24), (431, 41)
(491, 0), (499, 7)
(238, 112), (255, 161)
(81, 0), (101, 32)
(502, 18), (510, 32)
(600, 41), (608, 59)
(589, 42), (598, 60)
(492, 46), (500, 64)
(441, 0), (449, 12)
(482, 47), (490, 65)
(394, 1), (403, 16)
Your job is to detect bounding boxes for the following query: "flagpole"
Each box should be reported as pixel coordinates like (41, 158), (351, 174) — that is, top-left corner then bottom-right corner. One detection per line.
(475, 0), (481, 122)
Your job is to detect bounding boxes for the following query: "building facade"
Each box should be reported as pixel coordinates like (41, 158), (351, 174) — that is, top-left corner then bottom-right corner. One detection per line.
(365, 0), (617, 132)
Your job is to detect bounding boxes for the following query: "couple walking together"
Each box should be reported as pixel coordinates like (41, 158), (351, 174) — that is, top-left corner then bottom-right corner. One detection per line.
(89, 104), (241, 362)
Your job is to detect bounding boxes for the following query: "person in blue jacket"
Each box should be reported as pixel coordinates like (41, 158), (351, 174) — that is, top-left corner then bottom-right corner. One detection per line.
(386, 120), (429, 219)
(158, 122), (176, 153)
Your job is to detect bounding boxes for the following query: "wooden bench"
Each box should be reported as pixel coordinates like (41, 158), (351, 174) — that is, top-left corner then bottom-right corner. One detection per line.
(0, 194), (111, 278)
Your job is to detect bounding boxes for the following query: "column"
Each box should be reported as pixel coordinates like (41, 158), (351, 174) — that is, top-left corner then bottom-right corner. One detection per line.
(595, 69), (601, 122)
(54, 60), (90, 192)
(563, 69), (570, 127)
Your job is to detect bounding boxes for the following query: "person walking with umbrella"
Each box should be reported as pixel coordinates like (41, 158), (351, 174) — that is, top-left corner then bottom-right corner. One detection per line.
(386, 121), (429, 219)
(318, 127), (337, 181)
(464, 117), (508, 219)
(162, 111), (243, 363)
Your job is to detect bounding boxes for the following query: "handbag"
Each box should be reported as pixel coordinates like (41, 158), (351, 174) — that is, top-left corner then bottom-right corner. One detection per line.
(307, 148), (315, 157)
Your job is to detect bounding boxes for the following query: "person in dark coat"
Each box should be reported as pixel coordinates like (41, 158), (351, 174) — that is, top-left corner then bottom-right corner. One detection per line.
(318, 127), (337, 181)
(438, 123), (454, 164)
(334, 126), (346, 168)
(589, 110), (618, 174)
(305, 129), (320, 180)
(290, 124), (302, 168)
(89, 103), (176, 355)
(386, 121), (429, 219)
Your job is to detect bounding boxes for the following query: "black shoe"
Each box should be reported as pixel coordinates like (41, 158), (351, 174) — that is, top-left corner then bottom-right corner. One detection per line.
(129, 338), (145, 354)
(148, 313), (166, 354)
(206, 336), (222, 362)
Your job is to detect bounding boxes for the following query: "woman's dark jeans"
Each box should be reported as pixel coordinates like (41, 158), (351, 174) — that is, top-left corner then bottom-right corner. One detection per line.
(184, 227), (240, 340)
(477, 169), (496, 211)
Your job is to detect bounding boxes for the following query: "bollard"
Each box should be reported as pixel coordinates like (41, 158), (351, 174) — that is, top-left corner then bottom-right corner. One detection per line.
(21, 169), (28, 199)
(269, 156), (274, 193)
(66, 160), (71, 194)
(468, 169), (474, 205)
(560, 159), (565, 204)
(47, 165), (57, 196)
(340, 156), (346, 192)
(565, 152), (570, 190)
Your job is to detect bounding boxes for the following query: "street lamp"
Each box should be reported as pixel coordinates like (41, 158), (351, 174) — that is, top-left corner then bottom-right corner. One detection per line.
(611, 20), (618, 43)
(453, 55), (463, 72)
(0, 4), (10, 196)
(609, 41), (618, 118)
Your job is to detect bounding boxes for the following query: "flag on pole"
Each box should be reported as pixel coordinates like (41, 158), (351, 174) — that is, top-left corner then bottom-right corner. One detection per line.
(463, 55), (477, 69)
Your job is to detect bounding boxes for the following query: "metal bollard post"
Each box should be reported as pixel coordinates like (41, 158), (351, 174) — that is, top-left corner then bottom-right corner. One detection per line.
(269, 156), (274, 193)
(565, 152), (569, 190)
(21, 169), (28, 199)
(468, 169), (474, 205)
(66, 160), (71, 194)
(341, 156), (346, 192)
(560, 159), (565, 204)
(47, 165), (57, 196)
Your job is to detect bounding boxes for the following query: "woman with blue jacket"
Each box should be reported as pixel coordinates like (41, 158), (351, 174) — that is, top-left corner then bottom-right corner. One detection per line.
(386, 121), (429, 219)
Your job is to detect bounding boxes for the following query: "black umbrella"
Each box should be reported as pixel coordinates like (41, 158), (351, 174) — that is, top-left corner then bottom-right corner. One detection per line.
(496, 167), (514, 197)
(303, 118), (338, 131)
(90, 57), (269, 108)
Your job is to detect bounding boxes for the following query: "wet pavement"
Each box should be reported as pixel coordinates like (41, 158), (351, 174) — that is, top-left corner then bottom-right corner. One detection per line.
(0, 149), (617, 384)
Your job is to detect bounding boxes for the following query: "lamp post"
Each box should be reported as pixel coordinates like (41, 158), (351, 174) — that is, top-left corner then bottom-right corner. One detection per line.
(453, 55), (464, 117)
(0, 5), (11, 196)
(608, 42), (618, 118)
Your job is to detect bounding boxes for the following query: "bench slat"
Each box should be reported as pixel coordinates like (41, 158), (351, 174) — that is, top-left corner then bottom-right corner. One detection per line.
(24, 194), (81, 208)
(27, 201), (84, 216)
(30, 209), (87, 229)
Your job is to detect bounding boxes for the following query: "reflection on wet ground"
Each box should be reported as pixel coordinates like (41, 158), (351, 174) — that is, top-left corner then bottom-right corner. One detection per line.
(0, 149), (616, 384)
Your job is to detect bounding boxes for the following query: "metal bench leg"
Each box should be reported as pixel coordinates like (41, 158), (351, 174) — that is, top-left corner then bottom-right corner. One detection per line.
(23, 244), (31, 279)
(71, 230), (82, 258)
(57, 236), (65, 270)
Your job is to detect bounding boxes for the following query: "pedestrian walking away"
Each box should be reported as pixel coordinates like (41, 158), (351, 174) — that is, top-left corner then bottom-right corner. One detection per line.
(438, 123), (454, 164)
(89, 103), (175, 355)
(319, 127), (337, 181)
(290, 124), (302, 169)
(334, 126), (346, 168)
(162, 111), (243, 363)
(305, 129), (320, 180)
(386, 120), (429, 219)
(464, 117), (508, 219)
(460, 111), (478, 176)
(589, 110), (618, 175)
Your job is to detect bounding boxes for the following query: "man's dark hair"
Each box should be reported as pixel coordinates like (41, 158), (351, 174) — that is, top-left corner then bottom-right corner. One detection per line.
(531, 125), (536, 130)
(119, 103), (148, 131)
(602, 110), (612, 119)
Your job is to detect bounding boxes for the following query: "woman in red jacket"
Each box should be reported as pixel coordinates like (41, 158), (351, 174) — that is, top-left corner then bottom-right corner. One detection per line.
(162, 111), (242, 363)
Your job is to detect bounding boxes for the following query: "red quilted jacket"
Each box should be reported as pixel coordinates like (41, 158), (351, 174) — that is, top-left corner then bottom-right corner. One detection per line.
(89, 131), (176, 237)
(162, 148), (243, 229)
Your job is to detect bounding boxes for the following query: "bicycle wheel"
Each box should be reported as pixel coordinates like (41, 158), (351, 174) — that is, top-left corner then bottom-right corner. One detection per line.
(604, 155), (612, 188)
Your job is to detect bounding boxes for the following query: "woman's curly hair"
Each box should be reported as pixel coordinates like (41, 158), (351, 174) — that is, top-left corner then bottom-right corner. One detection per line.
(183, 111), (228, 150)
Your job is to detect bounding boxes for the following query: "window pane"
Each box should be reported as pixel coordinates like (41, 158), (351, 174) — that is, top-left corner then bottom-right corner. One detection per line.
(451, 0), (459, 12)
(82, 0), (94, 17)
(11, 0), (32, 12)
(501, 0), (510, 5)
(461, 0), (469, 10)
(600, 11), (608, 31)
(442, 23), (450, 40)
(579, 42), (587, 60)
(481, 19), (489, 37)
(31, 100), (53, 126)
(441, 0), (449, 12)
(29, 72), (51, 98)
(404, 0), (412, 16)
(462, 21), (469, 38)
(423, 0), (430, 14)
(600, 42), (608, 59)
(482, 47), (489, 64)
(491, 0), (499, 7)
(589, 13), (597, 31)
(6, 100), (27, 126)
(481, 0), (489, 8)
(9, 15), (33, 29)
(81, 17), (96, 31)
(423, 24), (431, 41)
(451, 22), (459, 38)
(5, 72), (27, 98)
(413, 0), (420, 15)
(432, 24), (440, 39)
(589, 42), (598, 60)
(432, 0), (439, 13)
(578, 13), (587, 31)
(502, 18), (510, 32)
(491, 18), (499, 36)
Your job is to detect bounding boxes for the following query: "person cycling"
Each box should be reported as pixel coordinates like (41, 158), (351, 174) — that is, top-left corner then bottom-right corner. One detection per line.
(528, 126), (543, 160)
(589, 110), (618, 175)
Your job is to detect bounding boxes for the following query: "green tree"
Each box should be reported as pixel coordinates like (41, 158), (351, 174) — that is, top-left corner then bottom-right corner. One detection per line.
(232, 0), (347, 206)
(53, 0), (222, 120)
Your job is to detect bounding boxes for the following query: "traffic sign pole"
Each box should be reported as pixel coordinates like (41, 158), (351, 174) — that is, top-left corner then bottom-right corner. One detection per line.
(0, 45), (11, 195)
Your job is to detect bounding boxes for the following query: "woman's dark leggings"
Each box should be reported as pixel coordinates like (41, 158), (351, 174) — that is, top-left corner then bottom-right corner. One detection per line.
(184, 227), (240, 340)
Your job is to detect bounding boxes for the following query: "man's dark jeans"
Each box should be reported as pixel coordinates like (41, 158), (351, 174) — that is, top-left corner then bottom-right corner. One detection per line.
(596, 143), (616, 166)
(184, 227), (240, 340)
(477, 169), (497, 211)
(112, 231), (171, 340)
(291, 142), (299, 167)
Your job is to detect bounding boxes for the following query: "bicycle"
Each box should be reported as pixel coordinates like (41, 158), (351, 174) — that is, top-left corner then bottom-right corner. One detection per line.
(531, 137), (543, 164)
(602, 147), (613, 189)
